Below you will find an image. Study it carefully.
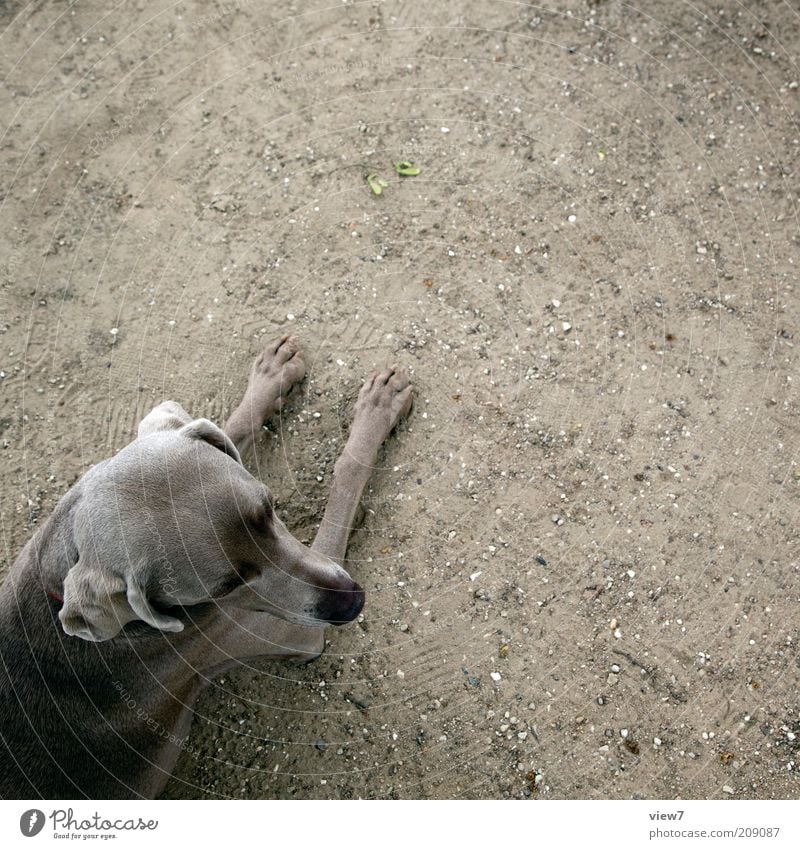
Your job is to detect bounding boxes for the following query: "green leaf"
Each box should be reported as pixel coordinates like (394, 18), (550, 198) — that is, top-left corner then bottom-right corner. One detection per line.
(394, 160), (421, 176)
(366, 174), (388, 195)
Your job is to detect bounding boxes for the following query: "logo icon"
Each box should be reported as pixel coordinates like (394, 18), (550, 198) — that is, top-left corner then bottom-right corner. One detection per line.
(20, 809), (46, 837)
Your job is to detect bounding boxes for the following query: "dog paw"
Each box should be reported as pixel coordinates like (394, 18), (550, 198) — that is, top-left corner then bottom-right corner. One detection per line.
(248, 335), (306, 414)
(352, 365), (413, 448)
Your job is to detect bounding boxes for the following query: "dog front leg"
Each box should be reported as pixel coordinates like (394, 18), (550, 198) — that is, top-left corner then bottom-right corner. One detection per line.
(312, 366), (412, 565)
(224, 335), (306, 453)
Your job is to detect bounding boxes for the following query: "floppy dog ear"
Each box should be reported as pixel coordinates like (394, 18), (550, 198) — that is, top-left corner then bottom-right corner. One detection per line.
(59, 560), (184, 642)
(137, 401), (193, 438)
(60, 563), (184, 642)
(178, 418), (242, 465)
(59, 500), (184, 642)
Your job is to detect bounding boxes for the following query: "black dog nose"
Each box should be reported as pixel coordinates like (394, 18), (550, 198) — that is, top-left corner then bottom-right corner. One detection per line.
(315, 581), (365, 625)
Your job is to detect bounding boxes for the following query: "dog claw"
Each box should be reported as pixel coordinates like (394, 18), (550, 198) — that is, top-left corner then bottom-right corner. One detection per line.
(352, 366), (413, 449)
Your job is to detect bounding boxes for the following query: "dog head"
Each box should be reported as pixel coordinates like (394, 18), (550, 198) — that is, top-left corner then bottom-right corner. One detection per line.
(59, 402), (363, 641)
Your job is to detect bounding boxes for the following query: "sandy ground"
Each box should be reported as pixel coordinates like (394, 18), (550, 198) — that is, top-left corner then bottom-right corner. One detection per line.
(1, 0), (799, 800)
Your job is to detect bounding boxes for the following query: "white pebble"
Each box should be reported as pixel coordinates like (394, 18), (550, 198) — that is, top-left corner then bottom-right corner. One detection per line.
(490, 672), (502, 682)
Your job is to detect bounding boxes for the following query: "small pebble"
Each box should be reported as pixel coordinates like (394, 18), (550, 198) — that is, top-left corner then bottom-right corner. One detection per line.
(610, 664), (621, 673)
(490, 671), (502, 682)
(722, 785), (735, 795)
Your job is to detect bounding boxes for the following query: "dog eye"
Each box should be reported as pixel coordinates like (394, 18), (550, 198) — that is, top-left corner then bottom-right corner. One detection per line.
(248, 494), (273, 530)
(236, 561), (261, 583)
(213, 561), (261, 597)
(260, 492), (275, 520)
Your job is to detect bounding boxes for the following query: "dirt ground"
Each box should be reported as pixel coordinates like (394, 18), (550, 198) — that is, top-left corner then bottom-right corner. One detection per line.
(1, 0), (799, 800)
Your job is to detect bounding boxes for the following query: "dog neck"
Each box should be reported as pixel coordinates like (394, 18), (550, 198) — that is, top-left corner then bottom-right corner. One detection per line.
(23, 486), (83, 609)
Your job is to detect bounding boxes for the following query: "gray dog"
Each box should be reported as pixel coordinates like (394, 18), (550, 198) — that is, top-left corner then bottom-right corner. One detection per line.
(0, 336), (412, 798)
